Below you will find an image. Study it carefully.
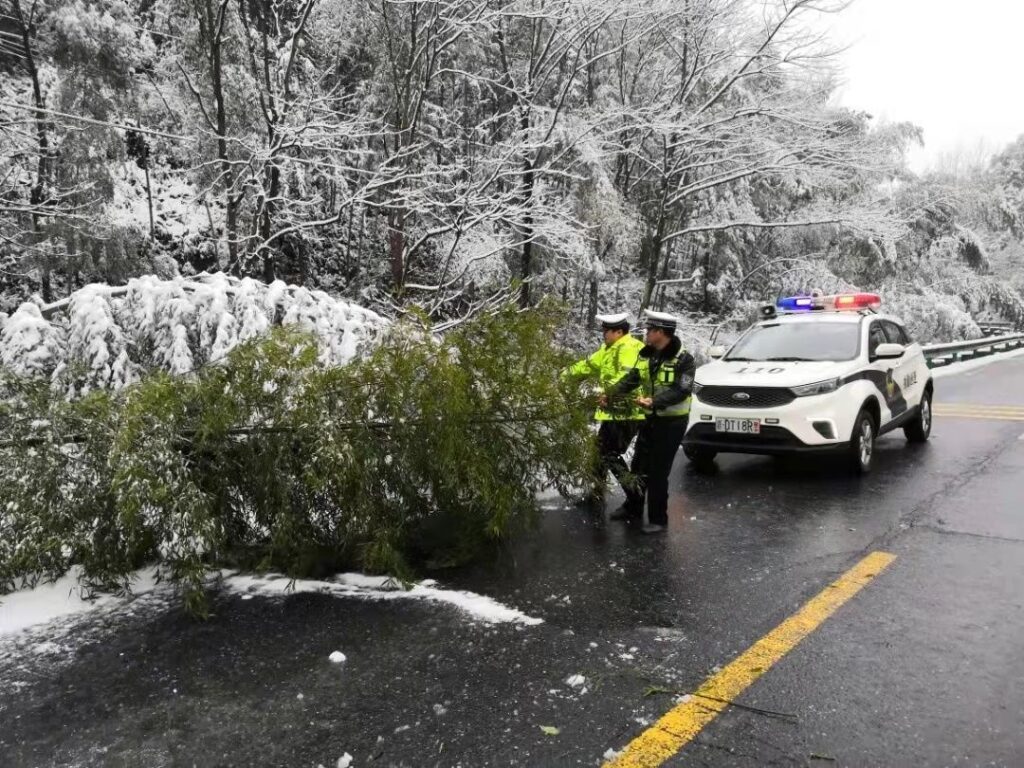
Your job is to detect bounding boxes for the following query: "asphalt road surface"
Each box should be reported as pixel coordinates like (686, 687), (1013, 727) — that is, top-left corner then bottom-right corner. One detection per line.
(2, 355), (1023, 768)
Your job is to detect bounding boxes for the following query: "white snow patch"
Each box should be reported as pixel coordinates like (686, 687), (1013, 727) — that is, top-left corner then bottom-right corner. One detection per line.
(336, 754), (353, 768)
(0, 566), (160, 637)
(329, 651), (347, 664)
(932, 345), (1024, 379)
(565, 674), (586, 688)
(223, 572), (544, 626)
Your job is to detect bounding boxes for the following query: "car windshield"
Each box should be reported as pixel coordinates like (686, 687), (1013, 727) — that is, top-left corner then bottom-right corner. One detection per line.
(726, 321), (860, 362)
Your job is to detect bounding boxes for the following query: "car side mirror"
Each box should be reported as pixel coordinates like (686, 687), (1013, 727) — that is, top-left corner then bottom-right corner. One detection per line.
(708, 345), (727, 359)
(873, 342), (905, 360)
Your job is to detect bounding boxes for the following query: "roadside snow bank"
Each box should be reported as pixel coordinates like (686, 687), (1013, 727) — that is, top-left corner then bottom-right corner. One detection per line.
(1, 568), (542, 640)
(0, 566), (160, 637)
(224, 572), (544, 626)
(932, 346), (1024, 379)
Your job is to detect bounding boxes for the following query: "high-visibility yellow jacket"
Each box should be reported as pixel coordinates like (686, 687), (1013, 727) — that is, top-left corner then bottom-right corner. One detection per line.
(567, 333), (647, 421)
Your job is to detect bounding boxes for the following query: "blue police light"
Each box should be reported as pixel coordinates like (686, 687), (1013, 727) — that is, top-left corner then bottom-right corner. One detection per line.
(776, 296), (816, 311)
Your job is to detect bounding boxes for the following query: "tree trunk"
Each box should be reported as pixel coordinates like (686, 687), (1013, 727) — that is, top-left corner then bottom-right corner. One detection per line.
(640, 229), (663, 312)
(518, 159), (536, 309)
(144, 165), (155, 240)
(203, 0), (238, 270)
(389, 210), (406, 289)
(12, 0), (53, 300)
(586, 276), (599, 329)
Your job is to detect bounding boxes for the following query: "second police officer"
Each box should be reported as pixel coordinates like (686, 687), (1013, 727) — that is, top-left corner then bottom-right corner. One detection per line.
(609, 311), (696, 533)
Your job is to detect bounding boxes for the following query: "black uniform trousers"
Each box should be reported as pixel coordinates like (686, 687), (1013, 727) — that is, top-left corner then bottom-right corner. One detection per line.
(594, 420), (641, 495)
(622, 416), (688, 526)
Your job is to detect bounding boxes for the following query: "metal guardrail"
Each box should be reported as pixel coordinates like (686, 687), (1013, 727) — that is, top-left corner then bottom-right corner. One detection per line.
(978, 322), (1017, 337)
(923, 333), (1024, 368)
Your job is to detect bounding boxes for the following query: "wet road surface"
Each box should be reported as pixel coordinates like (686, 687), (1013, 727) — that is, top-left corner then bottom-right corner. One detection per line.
(2, 356), (1023, 767)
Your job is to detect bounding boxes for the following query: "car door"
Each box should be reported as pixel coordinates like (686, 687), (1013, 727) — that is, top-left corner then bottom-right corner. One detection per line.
(882, 320), (923, 409)
(866, 319), (909, 426)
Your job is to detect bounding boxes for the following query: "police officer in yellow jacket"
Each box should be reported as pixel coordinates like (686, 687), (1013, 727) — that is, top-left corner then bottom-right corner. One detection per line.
(609, 310), (695, 533)
(565, 312), (647, 505)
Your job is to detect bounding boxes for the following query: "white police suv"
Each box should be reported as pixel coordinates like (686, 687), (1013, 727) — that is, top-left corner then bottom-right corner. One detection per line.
(682, 293), (933, 473)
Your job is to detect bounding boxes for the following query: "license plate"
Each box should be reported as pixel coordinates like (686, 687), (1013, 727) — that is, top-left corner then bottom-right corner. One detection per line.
(715, 418), (761, 434)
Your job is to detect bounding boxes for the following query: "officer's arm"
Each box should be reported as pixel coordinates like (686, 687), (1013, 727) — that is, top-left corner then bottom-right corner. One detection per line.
(608, 366), (641, 397)
(651, 352), (696, 409)
(562, 348), (602, 381)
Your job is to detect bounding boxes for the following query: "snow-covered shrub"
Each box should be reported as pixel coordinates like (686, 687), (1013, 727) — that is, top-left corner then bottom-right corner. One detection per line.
(0, 303), (65, 378)
(63, 285), (138, 394)
(0, 273), (387, 391)
(884, 288), (979, 343)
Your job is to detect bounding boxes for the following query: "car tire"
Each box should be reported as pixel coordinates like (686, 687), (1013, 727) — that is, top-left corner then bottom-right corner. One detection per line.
(904, 390), (932, 443)
(683, 446), (717, 472)
(848, 408), (876, 474)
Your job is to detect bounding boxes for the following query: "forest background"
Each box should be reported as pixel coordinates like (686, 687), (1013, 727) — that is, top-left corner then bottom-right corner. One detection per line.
(3, 0), (1023, 347)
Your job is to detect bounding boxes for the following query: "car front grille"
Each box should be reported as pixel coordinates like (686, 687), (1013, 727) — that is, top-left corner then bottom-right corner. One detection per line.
(696, 385), (795, 409)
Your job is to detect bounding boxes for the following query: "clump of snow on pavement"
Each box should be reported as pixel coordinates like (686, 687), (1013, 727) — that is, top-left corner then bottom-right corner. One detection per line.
(223, 572), (544, 626)
(1, 567), (542, 646)
(565, 674), (586, 688)
(336, 754), (353, 768)
(329, 651), (347, 664)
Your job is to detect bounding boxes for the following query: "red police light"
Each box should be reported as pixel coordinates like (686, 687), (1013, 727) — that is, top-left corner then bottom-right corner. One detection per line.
(832, 293), (881, 310)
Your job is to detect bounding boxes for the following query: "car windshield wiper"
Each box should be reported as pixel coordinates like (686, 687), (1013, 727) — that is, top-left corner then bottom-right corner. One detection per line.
(724, 356), (758, 361)
(763, 356), (816, 362)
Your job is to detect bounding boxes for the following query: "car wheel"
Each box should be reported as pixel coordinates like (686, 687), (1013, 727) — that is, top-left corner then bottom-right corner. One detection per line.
(849, 409), (876, 474)
(904, 390), (932, 443)
(684, 445), (717, 473)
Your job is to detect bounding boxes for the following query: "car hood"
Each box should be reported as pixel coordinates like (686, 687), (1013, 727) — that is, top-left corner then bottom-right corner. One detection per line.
(696, 359), (858, 388)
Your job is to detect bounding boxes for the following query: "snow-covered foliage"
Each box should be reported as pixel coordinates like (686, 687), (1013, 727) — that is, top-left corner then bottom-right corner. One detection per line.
(0, 274), (386, 390)
(0, 304), (66, 378)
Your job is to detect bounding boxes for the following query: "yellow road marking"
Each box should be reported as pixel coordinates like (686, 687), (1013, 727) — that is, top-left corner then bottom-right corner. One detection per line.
(934, 403), (1024, 413)
(602, 551), (897, 768)
(934, 403), (1024, 421)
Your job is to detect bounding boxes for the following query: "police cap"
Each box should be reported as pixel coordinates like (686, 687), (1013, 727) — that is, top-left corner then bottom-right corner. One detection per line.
(595, 312), (630, 331)
(643, 310), (679, 332)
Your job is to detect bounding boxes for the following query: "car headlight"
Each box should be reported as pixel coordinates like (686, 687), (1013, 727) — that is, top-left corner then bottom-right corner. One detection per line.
(790, 378), (841, 397)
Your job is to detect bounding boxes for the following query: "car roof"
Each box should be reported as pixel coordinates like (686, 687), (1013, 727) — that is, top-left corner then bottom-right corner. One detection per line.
(760, 311), (905, 327)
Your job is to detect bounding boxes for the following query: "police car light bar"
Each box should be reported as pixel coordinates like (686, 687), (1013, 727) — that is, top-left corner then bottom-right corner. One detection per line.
(776, 296), (819, 311)
(775, 293), (881, 313)
(832, 292), (881, 310)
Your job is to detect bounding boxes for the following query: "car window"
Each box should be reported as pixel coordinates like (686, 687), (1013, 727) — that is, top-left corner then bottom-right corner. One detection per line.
(882, 321), (910, 345)
(868, 323), (888, 357)
(726, 322), (861, 362)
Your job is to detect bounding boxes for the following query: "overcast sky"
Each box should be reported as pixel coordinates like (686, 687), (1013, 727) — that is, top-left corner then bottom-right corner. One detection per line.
(818, 0), (1024, 171)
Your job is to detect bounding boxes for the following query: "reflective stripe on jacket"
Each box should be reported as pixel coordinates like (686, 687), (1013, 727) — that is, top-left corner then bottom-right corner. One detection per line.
(613, 334), (696, 419)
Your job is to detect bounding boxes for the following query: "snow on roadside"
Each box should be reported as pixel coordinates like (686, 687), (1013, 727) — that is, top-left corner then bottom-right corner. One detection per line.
(0, 567), (542, 645)
(223, 572), (544, 626)
(931, 345), (1024, 379)
(0, 566), (161, 638)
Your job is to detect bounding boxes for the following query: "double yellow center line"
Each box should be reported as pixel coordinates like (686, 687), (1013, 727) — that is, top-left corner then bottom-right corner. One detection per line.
(603, 552), (896, 768)
(933, 403), (1024, 421)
